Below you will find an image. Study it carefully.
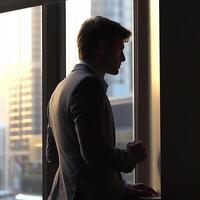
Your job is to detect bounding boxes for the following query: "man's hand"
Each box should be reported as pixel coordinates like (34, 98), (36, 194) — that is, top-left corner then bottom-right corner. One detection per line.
(127, 140), (147, 164)
(125, 183), (158, 198)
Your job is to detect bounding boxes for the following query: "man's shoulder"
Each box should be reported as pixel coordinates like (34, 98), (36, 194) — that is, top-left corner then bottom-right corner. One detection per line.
(71, 75), (104, 94)
(54, 71), (103, 99)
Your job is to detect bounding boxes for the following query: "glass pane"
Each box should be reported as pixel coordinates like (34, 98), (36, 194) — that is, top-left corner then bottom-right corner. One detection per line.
(66, 0), (134, 184)
(90, 0), (134, 184)
(91, 1), (133, 99)
(0, 7), (42, 199)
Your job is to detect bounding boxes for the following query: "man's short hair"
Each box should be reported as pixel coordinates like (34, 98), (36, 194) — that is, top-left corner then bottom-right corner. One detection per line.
(77, 16), (132, 60)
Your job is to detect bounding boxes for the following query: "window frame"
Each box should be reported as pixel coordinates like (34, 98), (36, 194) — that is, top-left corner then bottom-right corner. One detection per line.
(0, 0), (64, 13)
(0, 0), (155, 198)
(134, 0), (151, 186)
(42, 2), (66, 198)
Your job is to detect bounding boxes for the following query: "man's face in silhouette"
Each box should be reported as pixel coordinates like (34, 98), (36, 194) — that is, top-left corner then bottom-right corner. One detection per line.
(103, 39), (125, 75)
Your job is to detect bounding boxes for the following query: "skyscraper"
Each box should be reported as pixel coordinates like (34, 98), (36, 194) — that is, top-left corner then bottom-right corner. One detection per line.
(0, 123), (7, 189)
(8, 7), (42, 194)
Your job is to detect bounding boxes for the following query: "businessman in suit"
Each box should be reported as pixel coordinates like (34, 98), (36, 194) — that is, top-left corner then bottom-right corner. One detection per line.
(46, 16), (157, 200)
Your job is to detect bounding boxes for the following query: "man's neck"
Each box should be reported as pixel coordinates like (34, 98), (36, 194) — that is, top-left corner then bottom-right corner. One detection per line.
(82, 59), (105, 78)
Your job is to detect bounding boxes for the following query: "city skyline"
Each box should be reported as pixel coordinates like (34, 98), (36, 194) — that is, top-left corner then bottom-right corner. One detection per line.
(0, 6), (42, 195)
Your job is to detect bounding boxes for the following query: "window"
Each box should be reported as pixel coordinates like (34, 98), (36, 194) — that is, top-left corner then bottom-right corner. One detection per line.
(0, 6), (42, 199)
(66, 0), (134, 184)
(0, 0), (161, 198)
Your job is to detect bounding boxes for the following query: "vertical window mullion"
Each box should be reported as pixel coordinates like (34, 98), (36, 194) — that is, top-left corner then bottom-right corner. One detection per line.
(42, 2), (66, 199)
(134, 0), (151, 186)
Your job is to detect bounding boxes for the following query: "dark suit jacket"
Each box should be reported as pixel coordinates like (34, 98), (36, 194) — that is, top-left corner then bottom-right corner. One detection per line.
(46, 64), (136, 200)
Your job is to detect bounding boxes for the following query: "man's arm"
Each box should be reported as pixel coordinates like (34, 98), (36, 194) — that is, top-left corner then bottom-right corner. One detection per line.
(69, 77), (143, 173)
(46, 104), (59, 164)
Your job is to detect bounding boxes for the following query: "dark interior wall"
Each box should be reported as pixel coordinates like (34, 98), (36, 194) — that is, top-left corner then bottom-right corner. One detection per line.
(160, 1), (200, 199)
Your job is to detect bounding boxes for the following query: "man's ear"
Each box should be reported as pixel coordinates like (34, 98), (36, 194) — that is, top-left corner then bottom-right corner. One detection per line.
(97, 40), (108, 55)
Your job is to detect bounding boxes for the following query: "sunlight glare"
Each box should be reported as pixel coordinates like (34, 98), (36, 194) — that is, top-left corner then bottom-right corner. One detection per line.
(66, 0), (91, 75)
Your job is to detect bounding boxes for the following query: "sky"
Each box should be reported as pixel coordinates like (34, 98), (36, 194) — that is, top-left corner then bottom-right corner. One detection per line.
(66, 0), (91, 74)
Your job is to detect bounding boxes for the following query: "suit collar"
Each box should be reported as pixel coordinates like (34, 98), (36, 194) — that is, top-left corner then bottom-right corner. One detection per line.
(72, 63), (95, 75)
(72, 63), (108, 92)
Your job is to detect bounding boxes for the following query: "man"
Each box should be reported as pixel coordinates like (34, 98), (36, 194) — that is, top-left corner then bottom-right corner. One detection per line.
(46, 16), (157, 200)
